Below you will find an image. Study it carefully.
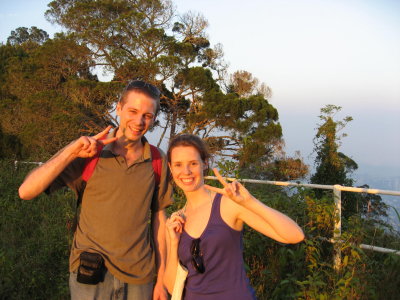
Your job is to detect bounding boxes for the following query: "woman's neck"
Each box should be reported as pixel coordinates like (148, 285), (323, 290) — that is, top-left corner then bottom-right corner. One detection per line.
(184, 186), (213, 210)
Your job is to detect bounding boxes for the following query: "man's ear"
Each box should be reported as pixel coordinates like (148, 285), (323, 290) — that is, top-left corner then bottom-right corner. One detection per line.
(151, 116), (157, 128)
(116, 102), (122, 117)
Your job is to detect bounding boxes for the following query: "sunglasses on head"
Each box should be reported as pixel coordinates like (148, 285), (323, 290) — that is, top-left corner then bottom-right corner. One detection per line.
(126, 80), (161, 99)
(191, 238), (205, 273)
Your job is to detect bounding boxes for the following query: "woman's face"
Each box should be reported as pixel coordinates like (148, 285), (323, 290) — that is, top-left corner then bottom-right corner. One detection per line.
(169, 145), (207, 193)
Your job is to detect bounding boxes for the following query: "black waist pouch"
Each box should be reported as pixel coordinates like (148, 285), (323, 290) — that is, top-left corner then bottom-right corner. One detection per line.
(77, 251), (106, 285)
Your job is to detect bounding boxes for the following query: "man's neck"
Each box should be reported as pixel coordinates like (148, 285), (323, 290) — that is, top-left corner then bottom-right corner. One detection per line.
(113, 135), (145, 159)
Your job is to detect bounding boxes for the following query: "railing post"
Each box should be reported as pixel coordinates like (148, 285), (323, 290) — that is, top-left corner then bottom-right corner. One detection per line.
(333, 185), (342, 271)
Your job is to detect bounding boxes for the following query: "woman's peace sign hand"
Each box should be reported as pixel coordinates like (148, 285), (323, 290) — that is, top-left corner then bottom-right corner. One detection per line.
(204, 168), (254, 206)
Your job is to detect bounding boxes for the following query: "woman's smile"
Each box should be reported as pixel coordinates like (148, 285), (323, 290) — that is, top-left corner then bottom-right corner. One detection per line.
(180, 177), (195, 184)
(169, 146), (207, 193)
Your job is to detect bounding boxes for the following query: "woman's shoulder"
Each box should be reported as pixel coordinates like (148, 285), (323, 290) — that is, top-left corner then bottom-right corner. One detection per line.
(219, 194), (244, 231)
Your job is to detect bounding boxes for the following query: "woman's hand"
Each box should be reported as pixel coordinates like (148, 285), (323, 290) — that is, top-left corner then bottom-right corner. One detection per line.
(166, 210), (185, 245)
(204, 168), (254, 206)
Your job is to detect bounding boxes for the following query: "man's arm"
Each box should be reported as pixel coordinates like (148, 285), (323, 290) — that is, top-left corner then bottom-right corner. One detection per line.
(19, 126), (117, 200)
(152, 209), (168, 300)
(19, 145), (78, 200)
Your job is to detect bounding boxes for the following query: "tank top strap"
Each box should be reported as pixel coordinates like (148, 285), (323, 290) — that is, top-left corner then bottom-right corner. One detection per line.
(208, 193), (224, 226)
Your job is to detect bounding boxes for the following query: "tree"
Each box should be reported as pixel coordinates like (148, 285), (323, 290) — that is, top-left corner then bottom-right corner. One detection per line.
(310, 105), (387, 219)
(227, 70), (272, 98)
(0, 43), (27, 159)
(0, 32), (119, 159)
(311, 105), (355, 187)
(45, 0), (291, 170)
(7, 26), (49, 46)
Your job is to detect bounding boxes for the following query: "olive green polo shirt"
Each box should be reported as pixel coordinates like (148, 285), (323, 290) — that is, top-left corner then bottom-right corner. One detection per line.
(47, 136), (173, 284)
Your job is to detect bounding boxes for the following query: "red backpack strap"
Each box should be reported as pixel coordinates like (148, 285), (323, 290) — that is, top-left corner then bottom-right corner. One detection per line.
(150, 145), (162, 187)
(82, 142), (162, 186)
(82, 143), (105, 182)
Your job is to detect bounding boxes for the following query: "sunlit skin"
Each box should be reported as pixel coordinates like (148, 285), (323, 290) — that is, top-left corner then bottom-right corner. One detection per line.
(168, 146), (211, 241)
(164, 144), (305, 294)
(116, 90), (156, 146)
(169, 146), (208, 194)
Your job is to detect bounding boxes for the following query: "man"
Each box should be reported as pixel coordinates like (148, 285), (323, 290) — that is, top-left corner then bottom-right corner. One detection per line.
(19, 80), (172, 300)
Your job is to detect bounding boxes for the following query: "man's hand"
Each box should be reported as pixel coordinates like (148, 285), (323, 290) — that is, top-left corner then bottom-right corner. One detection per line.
(18, 126), (117, 200)
(69, 126), (117, 159)
(153, 280), (168, 300)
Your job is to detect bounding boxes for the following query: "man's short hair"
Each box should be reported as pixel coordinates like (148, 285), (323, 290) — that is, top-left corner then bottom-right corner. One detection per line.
(119, 80), (161, 116)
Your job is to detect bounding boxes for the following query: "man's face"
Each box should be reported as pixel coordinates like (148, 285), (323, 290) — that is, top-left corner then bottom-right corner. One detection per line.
(116, 91), (156, 143)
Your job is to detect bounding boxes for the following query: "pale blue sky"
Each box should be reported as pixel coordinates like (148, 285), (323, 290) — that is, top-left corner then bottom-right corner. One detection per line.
(1, 0), (399, 176)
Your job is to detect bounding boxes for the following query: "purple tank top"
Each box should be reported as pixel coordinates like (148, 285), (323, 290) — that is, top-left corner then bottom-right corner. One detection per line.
(178, 193), (257, 300)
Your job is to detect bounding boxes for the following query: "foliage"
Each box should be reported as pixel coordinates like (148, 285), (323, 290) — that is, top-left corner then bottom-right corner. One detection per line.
(7, 26), (49, 46)
(44, 0), (307, 176)
(1, 160), (399, 299)
(243, 185), (399, 300)
(311, 104), (355, 187)
(227, 70), (272, 98)
(0, 127), (23, 159)
(0, 1), (397, 298)
(310, 105), (387, 220)
(0, 0), (309, 180)
(238, 145), (309, 181)
(0, 34), (121, 160)
(204, 161), (400, 299)
(0, 160), (74, 299)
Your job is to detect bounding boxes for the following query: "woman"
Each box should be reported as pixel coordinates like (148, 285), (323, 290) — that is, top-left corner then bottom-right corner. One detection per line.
(164, 134), (304, 299)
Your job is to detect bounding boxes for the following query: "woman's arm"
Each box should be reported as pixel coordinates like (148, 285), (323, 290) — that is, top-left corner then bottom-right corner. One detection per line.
(152, 210), (168, 300)
(163, 212), (185, 294)
(205, 169), (304, 244)
(234, 195), (304, 244)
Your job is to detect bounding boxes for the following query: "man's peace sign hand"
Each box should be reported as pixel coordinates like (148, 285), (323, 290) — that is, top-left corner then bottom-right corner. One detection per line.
(70, 126), (117, 158)
(204, 168), (254, 205)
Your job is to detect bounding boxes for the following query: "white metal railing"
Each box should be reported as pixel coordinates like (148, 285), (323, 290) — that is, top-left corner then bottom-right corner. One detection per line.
(204, 176), (400, 270)
(13, 161), (400, 267)
(14, 161), (43, 169)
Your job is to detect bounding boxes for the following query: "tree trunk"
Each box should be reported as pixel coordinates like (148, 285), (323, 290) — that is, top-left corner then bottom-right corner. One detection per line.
(169, 109), (178, 140)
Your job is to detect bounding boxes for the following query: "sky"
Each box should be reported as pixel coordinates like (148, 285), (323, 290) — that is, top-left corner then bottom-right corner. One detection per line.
(1, 0), (399, 178)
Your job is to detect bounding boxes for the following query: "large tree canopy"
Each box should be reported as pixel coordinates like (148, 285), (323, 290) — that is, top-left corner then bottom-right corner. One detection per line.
(0, 0), (308, 180)
(0, 33), (120, 159)
(45, 0), (291, 170)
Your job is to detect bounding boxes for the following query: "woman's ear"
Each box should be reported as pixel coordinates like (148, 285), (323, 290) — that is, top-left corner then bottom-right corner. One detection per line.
(203, 161), (209, 176)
